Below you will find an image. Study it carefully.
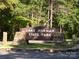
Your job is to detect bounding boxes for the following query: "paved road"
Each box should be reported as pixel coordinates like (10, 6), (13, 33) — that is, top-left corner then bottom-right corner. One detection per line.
(0, 50), (79, 59)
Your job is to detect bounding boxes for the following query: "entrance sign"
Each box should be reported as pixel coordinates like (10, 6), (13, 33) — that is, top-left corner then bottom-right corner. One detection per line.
(20, 27), (64, 43)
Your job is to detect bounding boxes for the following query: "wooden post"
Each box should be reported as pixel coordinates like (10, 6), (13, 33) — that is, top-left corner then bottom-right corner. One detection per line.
(3, 32), (7, 45)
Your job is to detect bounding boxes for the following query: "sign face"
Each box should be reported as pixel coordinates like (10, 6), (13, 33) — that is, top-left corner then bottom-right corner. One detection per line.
(20, 27), (64, 42)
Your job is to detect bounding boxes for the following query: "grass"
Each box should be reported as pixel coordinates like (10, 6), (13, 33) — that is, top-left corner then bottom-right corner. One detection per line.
(0, 45), (14, 48)
(11, 43), (54, 49)
(0, 42), (76, 49)
(0, 43), (54, 49)
(10, 42), (76, 49)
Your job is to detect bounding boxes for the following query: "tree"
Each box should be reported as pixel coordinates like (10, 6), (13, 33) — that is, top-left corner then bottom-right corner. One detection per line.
(56, 0), (79, 38)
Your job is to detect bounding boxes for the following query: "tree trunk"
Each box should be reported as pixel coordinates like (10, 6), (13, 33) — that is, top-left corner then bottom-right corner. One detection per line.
(47, 10), (50, 28)
(48, 0), (53, 28)
(50, 0), (53, 28)
(60, 25), (64, 33)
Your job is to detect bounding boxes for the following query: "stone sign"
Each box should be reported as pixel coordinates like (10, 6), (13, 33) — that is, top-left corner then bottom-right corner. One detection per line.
(13, 32), (26, 45)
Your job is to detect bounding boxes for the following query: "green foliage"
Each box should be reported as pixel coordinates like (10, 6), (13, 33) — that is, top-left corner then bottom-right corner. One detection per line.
(56, 0), (79, 38)
(0, 0), (79, 40)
